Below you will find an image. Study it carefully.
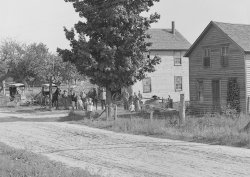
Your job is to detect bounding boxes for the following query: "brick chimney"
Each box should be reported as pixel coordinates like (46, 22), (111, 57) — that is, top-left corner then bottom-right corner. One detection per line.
(172, 21), (175, 35)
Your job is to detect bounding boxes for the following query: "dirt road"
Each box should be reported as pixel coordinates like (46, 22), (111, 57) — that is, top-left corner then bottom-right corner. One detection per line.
(0, 111), (250, 177)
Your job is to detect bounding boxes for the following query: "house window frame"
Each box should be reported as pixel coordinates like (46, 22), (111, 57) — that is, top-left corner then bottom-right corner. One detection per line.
(203, 48), (211, 68)
(174, 51), (182, 66)
(174, 76), (183, 92)
(142, 77), (152, 93)
(221, 45), (229, 67)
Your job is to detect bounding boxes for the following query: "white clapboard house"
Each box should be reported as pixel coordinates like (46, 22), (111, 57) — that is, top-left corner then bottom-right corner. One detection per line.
(132, 22), (191, 102)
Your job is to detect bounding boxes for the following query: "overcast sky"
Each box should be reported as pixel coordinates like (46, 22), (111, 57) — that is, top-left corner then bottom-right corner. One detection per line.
(0, 0), (250, 53)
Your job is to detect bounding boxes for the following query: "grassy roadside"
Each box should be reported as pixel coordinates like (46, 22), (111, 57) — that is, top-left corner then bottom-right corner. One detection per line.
(67, 111), (250, 148)
(0, 142), (99, 177)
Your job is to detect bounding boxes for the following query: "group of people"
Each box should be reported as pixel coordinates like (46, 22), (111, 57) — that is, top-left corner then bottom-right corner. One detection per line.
(122, 90), (143, 112)
(51, 87), (106, 112)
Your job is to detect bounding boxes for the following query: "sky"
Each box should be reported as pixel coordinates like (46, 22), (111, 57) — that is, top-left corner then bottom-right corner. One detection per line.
(0, 0), (250, 53)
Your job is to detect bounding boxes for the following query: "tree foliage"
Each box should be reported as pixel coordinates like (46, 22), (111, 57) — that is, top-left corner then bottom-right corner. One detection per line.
(58, 0), (161, 93)
(227, 78), (240, 112)
(0, 39), (82, 86)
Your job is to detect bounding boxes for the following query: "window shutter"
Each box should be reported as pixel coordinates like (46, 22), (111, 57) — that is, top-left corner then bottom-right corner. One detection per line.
(224, 56), (229, 66)
(203, 57), (210, 67)
(221, 56), (229, 67)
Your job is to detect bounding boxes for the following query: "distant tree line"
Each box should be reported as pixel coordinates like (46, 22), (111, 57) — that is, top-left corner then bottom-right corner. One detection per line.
(0, 39), (83, 87)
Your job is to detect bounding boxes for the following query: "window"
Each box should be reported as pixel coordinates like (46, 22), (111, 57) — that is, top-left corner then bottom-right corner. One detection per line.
(197, 80), (204, 102)
(221, 46), (229, 67)
(174, 76), (182, 91)
(143, 52), (150, 59)
(203, 48), (211, 67)
(174, 51), (182, 66)
(142, 77), (151, 93)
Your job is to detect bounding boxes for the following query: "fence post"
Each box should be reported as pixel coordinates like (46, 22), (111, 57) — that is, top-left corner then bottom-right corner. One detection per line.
(179, 94), (185, 123)
(150, 111), (154, 121)
(106, 105), (109, 120)
(114, 104), (117, 120)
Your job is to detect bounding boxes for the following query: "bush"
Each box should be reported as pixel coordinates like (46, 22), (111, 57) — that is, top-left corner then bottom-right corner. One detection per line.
(221, 106), (239, 119)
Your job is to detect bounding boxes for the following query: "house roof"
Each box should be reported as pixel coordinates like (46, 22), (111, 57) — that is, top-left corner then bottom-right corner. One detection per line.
(147, 29), (191, 51)
(214, 21), (250, 52)
(185, 21), (250, 57)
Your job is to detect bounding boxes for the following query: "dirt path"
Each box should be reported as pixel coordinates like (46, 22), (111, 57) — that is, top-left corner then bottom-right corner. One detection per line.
(0, 111), (250, 177)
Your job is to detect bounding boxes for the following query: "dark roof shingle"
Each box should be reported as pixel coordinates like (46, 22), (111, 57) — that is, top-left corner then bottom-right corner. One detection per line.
(147, 29), (191, 51)
(185, 21), (250, 57)
(214, 21), (250, 52)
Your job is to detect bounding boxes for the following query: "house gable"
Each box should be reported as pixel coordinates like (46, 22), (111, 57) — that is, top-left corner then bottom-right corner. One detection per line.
(185, 21), (245, 58)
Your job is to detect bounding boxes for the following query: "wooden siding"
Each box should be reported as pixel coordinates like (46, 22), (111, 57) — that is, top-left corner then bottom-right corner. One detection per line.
(132, 50), (189, 102)
(189, 25), (246, 113)
(245, 54), (250, 96)
(245, 54), (250, 113)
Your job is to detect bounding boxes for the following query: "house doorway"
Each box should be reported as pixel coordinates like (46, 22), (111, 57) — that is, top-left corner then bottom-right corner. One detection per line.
(212, 79), (220, 111)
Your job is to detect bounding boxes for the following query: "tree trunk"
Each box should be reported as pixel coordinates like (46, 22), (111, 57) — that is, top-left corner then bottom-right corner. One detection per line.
(106, 88), (112, 120)
(49, 76), (53, 110)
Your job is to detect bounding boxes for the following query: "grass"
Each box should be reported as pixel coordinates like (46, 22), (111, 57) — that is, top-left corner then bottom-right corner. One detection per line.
(0, 142), (99, 177)
(67, 111), (250, 148)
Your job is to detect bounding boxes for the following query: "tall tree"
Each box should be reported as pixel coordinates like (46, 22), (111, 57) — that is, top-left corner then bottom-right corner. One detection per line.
(58, 0), (161, 118)
(0, 39), (82, 87)
(0, 39), (26, 83)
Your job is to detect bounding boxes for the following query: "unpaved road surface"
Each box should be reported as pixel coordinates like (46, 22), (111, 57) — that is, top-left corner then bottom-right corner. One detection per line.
(0, 111), (250, 177)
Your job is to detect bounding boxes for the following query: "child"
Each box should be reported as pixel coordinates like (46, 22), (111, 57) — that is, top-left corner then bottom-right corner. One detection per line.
(129, 102), (135, 112)
(77, 95), (84, 110)
(86, 98), (93, 119)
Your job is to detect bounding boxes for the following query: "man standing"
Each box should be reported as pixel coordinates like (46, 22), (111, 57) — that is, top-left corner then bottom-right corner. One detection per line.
(138, 91), (143, 110)
(52, 88), (60, 109)
(92, 88), (98, 110)
(62, 90), (68, 110)
(100, 88), (106, 110)
(70, 91), (78, 110)
(133, 92), (140, 112)
(122, 89), (129, 110)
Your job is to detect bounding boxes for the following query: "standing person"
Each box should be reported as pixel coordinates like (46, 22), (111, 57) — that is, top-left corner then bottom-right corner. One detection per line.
(92, 88), (98, 110)
(77, 95), (84, 110)
(128, 93), (133, 109)
(100, 88), (106, 110)
(86, 98), (93, 119)
(71, 91), (78, 110)
(122, 89), (129, 110)
(167, 95), (173, 108)
(138, 91), (142, 102)
(80, 91), (87, 110)
(62, 90), (68, 110)
(129, 102), (135, 112)
(133, 92), (139, 112)
(52, 87), (60, 109)
(138, 90), (143, 110)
